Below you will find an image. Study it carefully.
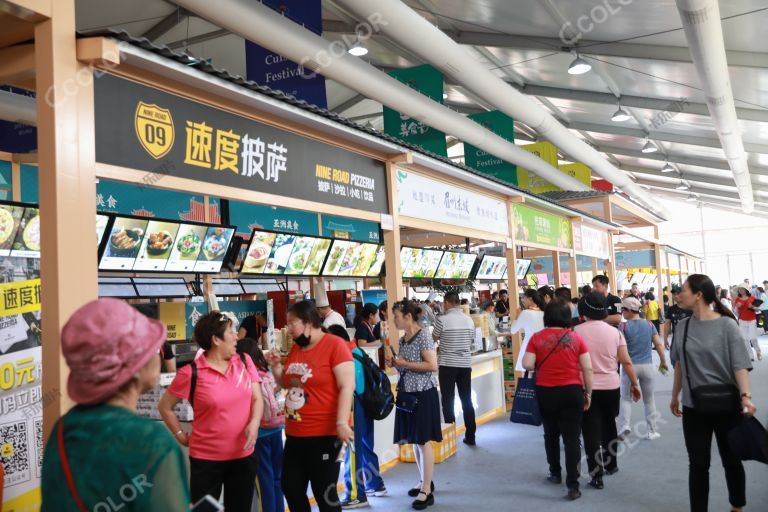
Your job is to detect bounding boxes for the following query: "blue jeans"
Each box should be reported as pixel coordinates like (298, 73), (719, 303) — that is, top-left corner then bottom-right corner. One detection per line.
(256, 430), (285, 512)
(343, 397), (384, 501)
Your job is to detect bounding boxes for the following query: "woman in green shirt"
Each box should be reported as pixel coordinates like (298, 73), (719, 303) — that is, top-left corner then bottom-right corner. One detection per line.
(41, 298), (189, 511)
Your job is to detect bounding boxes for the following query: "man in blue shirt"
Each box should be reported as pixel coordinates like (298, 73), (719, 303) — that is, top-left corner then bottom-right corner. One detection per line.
(617, 297), (668, 441)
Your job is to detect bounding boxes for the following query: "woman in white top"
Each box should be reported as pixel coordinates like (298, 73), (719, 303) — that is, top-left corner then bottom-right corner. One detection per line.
(720, 289), (733, 312)
(510, 289), (545, 372)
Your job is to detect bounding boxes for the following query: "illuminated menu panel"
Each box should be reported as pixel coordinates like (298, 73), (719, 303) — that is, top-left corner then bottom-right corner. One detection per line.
(476, 255), (507, 280)
(401, 247), (444, 278)
(241, 230), (331, 276)
(434, 252), (477, 279)
(0, 205), (25, 257)
(10, 207), (40, 259)
(99, 217), (150, 271)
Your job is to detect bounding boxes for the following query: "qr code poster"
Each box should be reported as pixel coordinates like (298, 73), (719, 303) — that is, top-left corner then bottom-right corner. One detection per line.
(0, 420), (32, 487)
(34, 418), (43, 478)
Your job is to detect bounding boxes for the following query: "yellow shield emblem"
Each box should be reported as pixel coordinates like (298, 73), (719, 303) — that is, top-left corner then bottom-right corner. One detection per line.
(134, 102), (175, 159)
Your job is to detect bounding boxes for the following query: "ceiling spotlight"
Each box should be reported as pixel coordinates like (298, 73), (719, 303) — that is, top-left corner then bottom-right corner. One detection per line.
(642, 140), (658, 153)
(611, 105), (631, 122)
(661, 162), (675, 173)
(676, 181), (690, 190)
(347, 41), (368, 57)
(567, 55), (591, 75)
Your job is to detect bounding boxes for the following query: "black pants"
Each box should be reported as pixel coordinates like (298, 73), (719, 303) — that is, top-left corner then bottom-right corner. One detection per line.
(190, 455), (257, 511)
(581, 388), (620, 478)
(282, 436), (342, 512)
(682, 407), (746, 511)
(438, 366), (476, 442)
(536, 385), (584, 490)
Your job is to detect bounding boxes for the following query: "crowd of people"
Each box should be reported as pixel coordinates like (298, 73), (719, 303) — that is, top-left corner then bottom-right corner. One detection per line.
(39, 271), (760, 512)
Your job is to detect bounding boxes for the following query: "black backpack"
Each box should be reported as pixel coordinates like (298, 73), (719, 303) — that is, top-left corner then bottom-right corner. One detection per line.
(352, 351), (394, 421)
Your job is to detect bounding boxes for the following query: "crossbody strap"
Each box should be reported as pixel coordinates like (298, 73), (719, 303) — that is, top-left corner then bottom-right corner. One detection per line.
(57, 421), (88, 512)
(536, 330), (571, 372)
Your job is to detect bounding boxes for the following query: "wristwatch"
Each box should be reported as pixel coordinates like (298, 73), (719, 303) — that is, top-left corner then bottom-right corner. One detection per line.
(741, 392), (752, 399)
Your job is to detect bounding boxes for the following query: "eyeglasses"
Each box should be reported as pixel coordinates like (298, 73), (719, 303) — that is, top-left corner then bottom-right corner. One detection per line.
(287, 318), (304, 328)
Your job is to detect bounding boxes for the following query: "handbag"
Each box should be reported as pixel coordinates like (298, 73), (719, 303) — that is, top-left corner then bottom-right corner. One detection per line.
(395, 389), (419, 413)
(681, 318), (741, 414)
(510, 330), (570, 426)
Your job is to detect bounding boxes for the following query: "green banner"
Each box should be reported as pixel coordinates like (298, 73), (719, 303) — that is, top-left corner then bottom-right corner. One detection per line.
(512, 204), (572, 249)
(464, 110), (517, 184)
(320, 215), (380, 243)
(383, 64), (447, 156)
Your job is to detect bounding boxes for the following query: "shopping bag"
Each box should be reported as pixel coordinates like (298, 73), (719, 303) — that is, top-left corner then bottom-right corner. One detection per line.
(509, 371), (541, 426)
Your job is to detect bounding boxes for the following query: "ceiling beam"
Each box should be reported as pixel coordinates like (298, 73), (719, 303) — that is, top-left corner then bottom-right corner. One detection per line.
(141, 7), (189, 41)
(166, 28), (229, 49)
(619, 164), (764, 190)
(633, 178), (768, 207)
(640, 185), (768, 217)
(321, 21), (768, 68)
(331, 93), (366, 114)
(571, 121), (768, 155)
(515, 84), (768, 123)
(597, 145), (768, 176)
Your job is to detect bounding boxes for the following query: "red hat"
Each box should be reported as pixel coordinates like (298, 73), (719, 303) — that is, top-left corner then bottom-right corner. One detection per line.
(62, 298), (166, 405)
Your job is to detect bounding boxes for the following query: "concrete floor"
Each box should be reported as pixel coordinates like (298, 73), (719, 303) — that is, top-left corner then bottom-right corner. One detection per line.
(351, 338), (768, 512)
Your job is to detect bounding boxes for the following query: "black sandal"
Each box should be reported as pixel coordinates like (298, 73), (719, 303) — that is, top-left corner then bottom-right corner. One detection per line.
(408, 481), (435, 497)
(412, 491), (435, 510)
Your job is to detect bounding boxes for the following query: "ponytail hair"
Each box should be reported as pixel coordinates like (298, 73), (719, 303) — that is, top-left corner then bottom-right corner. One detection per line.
(524, 288), (545, 310)
(686, 274), (736, 321)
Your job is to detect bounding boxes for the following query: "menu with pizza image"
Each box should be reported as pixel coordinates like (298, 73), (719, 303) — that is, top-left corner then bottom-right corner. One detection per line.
(0, 205), (24, 257)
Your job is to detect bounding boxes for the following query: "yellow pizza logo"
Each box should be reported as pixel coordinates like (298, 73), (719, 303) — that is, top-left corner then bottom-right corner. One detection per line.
(135, 101), (175, 159)
(1, 442), (13, 457)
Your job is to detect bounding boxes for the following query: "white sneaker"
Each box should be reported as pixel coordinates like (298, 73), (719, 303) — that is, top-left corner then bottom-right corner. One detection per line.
(646, 432), (661, 441)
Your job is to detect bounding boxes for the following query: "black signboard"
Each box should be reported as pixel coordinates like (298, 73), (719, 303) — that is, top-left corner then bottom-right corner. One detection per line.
(93, 73), (388, 213)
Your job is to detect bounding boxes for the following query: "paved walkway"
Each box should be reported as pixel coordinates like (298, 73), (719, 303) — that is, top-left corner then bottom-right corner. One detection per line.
(352, 337), (768, 511)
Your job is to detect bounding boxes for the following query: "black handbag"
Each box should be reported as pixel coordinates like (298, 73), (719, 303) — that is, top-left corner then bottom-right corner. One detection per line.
(395, 369), (419, 413)
(681, 318), (741, 414)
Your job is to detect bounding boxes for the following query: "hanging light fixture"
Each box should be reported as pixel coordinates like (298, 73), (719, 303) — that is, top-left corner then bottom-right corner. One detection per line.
(567, 55), (591, 75)
(685, 194), (698, 202)
(611, 103), (631, 122)
(642, 140), (658, 153)
(676, 181), (690, 190)
(661, 162), (675, 173)
(347, 41), (368, 56)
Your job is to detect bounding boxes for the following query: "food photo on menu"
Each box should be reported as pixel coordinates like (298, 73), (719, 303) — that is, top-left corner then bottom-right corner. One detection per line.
(337, 242), (363, 276)
(283, 236), (316, 275)
(400, 247), (422, 277)
(133, 220), (180, 272)
(242, 231), (277, 274)
(195, 227), (234, 272)
(367, 246), (386, 277)
(303, 238), (331, 276)
(10, 207), (40, 258)
(96, 214), (110, 247)
(323, 240), (351, 276)
(263, 233), (296, 274)
(435, 252), (458, 278)
(0, 205), (24, 256)
(99, 217), (150, 271)
(165, 223), (207, 272)
(352, 243), (378, 276)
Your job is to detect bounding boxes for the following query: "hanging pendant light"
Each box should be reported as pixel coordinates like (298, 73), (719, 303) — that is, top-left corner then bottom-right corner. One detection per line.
(611, 104), (631, 122)
(642, 140), (658, 153)
(348, 41), (368, 56)
(661, 162), (675, 173)
(567, 55), (592, 75)
(676, 181), (690, 190)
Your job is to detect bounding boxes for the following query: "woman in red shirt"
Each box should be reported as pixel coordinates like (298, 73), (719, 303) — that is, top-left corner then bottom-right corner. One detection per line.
(735, 287), (763, 360)
(268, 301), (355, 512)
(523, 300), (593, 501)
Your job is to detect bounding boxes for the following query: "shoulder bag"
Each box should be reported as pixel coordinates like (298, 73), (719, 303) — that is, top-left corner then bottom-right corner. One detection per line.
(681, 317), (741, 414)
(510, 330), (571, 426)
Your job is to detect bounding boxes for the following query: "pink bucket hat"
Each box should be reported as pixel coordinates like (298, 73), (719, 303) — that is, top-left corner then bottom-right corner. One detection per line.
(62, 298), (167, 405)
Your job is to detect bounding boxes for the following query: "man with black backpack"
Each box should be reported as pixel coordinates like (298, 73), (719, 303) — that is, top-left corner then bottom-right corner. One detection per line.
(326, 325), (392, 509)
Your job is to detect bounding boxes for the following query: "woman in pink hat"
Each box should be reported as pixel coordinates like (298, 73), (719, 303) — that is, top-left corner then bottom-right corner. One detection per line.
(40, 298), (189, 511)
(159, 310), (264, 511)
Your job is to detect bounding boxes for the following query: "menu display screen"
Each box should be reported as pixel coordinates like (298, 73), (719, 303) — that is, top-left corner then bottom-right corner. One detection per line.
(0, 204), (25, 257)
(10, 207), (40, 258)
(96, 214), (110, 248)
(322, 239), (384, 277)
(241, 230), (331, 276)
(515, 259), (532, 280)
(476, 255), (507, 280)
(99, 217), (150, 270)
(165, 224), (208, 272)
(435, 252), (477, 279)
(401, 247), (444, 278)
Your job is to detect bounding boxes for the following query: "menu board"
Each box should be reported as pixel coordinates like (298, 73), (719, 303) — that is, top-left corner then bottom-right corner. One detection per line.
(0, 204), (25, 257)
(10, 207), (40, 258)
(99, 217), (150, 270)
(133, 220), (181, 271)
(194, 227), (235, 273)
(321, 239), (384, 277)
(435, 252), (477, 279)
(401, 247), (444, 278)
(476, 255), (507, 280)
(241, 230), (331, 276)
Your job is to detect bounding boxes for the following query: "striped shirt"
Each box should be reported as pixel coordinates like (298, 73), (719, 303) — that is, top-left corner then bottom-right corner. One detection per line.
(432, 307), (475, 368)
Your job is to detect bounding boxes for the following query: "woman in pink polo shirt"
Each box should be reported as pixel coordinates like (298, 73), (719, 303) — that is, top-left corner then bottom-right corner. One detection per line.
(268, 300), (355, 512)
(159, 311), (264, 510)
(573, 293), (640, 490)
